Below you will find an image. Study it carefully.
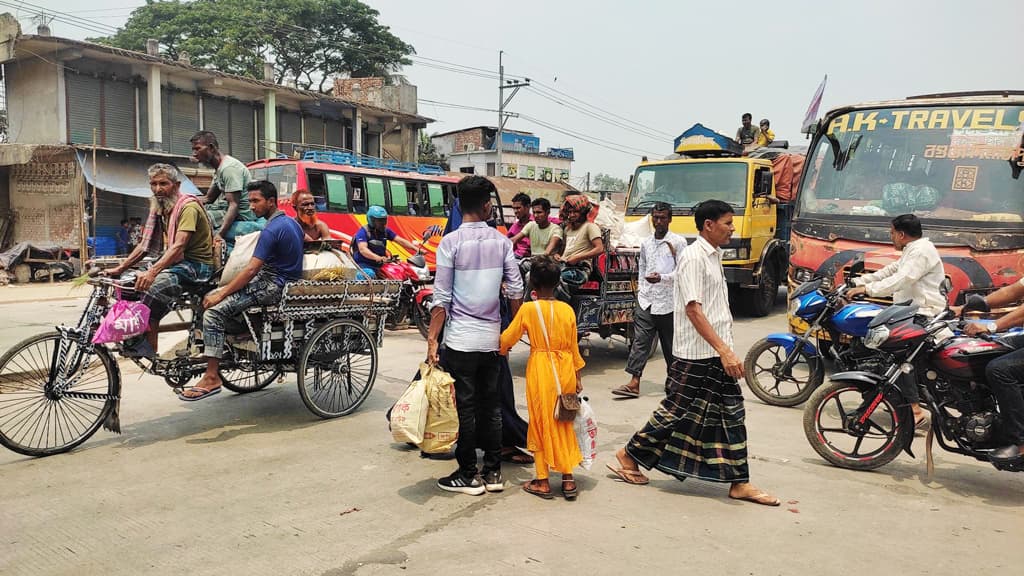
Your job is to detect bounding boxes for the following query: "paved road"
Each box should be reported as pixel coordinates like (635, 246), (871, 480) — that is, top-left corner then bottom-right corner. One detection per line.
(1, 296), (1022, 575)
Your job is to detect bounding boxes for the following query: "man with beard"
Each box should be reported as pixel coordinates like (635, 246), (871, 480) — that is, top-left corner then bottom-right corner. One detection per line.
(291, 189), (332, 241)
(190, 130), (262, 252)
(181, 180), (304, 401)
(107, 164), (215, 357)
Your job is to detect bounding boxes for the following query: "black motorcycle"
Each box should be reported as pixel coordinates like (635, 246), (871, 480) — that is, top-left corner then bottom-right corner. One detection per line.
(803, 297), (1023, 473)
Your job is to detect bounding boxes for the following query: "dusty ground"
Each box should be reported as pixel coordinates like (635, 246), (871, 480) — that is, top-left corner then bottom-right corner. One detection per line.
(1, 291), (1022, 575)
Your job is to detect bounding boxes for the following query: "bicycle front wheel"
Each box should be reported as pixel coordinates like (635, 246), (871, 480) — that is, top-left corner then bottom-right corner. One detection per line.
(0, 332), (120, 457)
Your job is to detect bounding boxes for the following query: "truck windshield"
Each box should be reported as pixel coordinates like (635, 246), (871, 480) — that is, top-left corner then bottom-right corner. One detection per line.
(627, 162), (747, 212)
(799, 105), (1024, 228)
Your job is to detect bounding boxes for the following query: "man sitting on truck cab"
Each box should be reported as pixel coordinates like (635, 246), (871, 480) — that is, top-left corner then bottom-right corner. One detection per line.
(183, 180), (304, 402)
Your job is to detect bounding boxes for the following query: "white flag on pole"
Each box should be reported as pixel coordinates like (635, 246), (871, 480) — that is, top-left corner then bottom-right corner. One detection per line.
(801, 75), (828, 134)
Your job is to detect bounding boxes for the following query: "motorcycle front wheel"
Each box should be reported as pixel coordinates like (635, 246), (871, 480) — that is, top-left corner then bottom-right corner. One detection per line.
(802, 380), (913, 471)
(744, 339), (824, 407)
(414, 294), (433, 340)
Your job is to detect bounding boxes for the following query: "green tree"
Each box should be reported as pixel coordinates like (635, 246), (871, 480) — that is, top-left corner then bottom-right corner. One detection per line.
(89, 0), (414, 93)
(418, 132), (448, 170)
(593, 172), (628, 192)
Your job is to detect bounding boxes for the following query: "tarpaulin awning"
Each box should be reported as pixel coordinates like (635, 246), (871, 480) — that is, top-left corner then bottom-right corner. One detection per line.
(76, 150), (202, 197)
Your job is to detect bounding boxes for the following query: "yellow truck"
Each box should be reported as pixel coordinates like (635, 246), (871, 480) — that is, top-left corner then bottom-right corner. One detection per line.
(623, 124), (792, 316)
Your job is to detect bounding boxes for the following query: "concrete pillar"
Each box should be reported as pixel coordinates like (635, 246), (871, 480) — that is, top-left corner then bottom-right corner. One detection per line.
(263, 89), (277, 158)
(352, 107), (362, 156)
(146, 65), (162, 151)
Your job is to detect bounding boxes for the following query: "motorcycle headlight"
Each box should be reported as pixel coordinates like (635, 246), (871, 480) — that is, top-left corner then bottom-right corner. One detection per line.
(722, 248), (738, 260)
(793, 267), (813, 283)
(863, 325), (890, 349)
(789, 298), (802, 316)
(415, 267), (432, 281)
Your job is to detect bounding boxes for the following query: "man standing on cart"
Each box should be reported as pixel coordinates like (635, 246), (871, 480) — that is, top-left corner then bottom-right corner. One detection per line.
(182, 180), (304, 401)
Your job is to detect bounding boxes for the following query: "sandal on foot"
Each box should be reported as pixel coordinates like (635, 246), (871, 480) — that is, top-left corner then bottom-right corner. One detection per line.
(562, 479), (578, 501)
(605, 463), (649, 485)
(729, 492), (781, 507)
(179, 386), (221, 402)
(522, 480), (554, 500)
(501, 448), (535, 464)
(611, 385), (640, 399)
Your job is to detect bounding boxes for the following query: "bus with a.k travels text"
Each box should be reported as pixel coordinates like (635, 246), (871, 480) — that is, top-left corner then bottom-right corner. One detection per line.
(789, 90), (1024, 334)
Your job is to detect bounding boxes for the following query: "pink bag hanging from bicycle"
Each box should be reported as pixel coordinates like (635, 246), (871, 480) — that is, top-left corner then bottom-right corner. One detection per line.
(92, 299), (151, 344)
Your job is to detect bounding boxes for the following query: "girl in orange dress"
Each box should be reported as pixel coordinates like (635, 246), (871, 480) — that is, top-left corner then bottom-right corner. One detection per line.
(500, 256), (585, 500)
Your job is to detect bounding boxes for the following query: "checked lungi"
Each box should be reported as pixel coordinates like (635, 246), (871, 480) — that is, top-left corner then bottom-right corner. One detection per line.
(625, 357), (749, 483)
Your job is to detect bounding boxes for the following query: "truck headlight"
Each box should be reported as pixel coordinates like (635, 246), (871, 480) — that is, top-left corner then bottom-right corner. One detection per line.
(863, 325), (890, 349)
(722, 248), (738, 260)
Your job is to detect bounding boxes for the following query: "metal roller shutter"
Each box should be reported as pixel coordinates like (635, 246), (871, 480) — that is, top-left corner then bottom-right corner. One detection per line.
(303, 115), (325, 146)
(169, 91), (199, 156)
(230, 102), (256, 162)
(161, 89), (171, 152)
(104, 80), (136, 149)
(256, 106), (266, 157)
(138, 84), (148, 147)
(278, 110), (302, 156)
(325, 118), (344, 149)
(66, 72), (102, 145)
(203, 96), (230, 150)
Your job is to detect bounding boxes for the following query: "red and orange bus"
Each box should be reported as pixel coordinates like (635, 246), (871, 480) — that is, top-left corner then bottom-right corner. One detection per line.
(248, 151), (476, 268)
(789, 91), (1024, 331)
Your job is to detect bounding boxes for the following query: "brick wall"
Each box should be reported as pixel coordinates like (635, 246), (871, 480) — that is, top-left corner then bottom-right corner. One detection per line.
(333, 77), (386, 102)
(453, 129), (485, 152)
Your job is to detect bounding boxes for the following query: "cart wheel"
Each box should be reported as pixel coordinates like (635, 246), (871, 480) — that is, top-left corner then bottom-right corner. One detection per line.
(221, 347), (281, 394)
(297, 319), (377, 418)
(0, 332), (120, 457)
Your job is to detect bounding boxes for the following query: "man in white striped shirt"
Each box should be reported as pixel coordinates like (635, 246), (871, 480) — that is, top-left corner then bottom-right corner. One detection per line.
(608, 200), (780, 506)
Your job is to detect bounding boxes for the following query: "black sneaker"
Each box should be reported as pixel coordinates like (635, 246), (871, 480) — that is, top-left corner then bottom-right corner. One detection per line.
(437, 472), (485, 496)
(483, 470), (504, 492)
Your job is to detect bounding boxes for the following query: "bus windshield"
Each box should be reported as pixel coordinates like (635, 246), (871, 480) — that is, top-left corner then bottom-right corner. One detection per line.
(799, 105), (1024, 228)
(627, 162), (747, 212)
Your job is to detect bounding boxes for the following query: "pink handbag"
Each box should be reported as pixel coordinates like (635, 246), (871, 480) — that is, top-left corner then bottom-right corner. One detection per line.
(92, 299), (151, 344)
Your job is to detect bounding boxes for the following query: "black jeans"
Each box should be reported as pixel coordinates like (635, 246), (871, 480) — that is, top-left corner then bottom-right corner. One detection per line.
(988, 335), (1024, 445)
(446, 348), (503, 478)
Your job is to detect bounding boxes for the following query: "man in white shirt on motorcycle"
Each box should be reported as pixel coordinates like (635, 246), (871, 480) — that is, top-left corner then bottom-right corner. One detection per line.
(847, 214), (945, 429)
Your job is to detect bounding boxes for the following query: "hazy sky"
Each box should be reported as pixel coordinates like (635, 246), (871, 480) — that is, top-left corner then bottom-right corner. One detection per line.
(11, 0), (1023, 186)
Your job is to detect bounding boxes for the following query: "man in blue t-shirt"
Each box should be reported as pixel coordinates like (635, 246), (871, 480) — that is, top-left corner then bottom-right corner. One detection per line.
(352, 205), (421, 279)
(183, 180), (303, 401)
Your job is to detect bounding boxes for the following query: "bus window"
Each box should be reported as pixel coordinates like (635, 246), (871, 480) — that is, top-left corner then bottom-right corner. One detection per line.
(389, 180), (409, 215)
(249, 164), (298, 198)
(366, 177), (386, 208)
(427, 183), (445, 216)
(307, 171), (327, 200)
(350, 175), (366, 213)
(325, 173), (348, 212)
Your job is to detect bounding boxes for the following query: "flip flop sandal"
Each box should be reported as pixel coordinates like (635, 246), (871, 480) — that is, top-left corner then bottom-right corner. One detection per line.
(522, 480), (554, 500)
(611, 386), (640, 399)
(179, 386), (222, 402)
(729, 492), (781, 507)
(605, 463), (649, 485)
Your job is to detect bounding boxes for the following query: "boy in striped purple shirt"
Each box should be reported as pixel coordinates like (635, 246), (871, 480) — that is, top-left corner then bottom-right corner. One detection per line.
(428, 176), (525, 495)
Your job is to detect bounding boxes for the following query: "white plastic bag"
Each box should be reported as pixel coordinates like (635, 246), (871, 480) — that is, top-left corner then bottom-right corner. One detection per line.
(574, 398), (597, 470)
(390, 376), (429, 445)
(219, 231), (260, 286)
(617, 214), (652, 248)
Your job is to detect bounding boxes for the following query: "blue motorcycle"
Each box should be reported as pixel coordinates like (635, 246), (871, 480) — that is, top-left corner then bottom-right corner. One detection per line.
(743, 278), (886, 407)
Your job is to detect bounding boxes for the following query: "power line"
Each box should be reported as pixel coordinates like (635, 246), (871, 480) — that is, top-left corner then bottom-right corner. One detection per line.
(531, 78), (676, 139)
(526, 84), (668, 143)
(417, 98), (498, 114)
(2, 0), (119, 33)
(517, 113), (659, 158)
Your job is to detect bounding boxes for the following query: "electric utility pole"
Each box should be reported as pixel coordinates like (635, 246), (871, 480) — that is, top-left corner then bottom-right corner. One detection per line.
(497, 51), (529, 176)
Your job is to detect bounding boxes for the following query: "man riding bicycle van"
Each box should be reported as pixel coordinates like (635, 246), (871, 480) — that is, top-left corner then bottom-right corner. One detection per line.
(107, 163), (215, 358)
(183, 180), (304, 401)
(352, 205), (421, 279)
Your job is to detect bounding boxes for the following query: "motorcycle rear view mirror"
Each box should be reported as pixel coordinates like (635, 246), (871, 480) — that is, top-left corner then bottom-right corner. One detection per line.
(961, 294), (990, 318)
